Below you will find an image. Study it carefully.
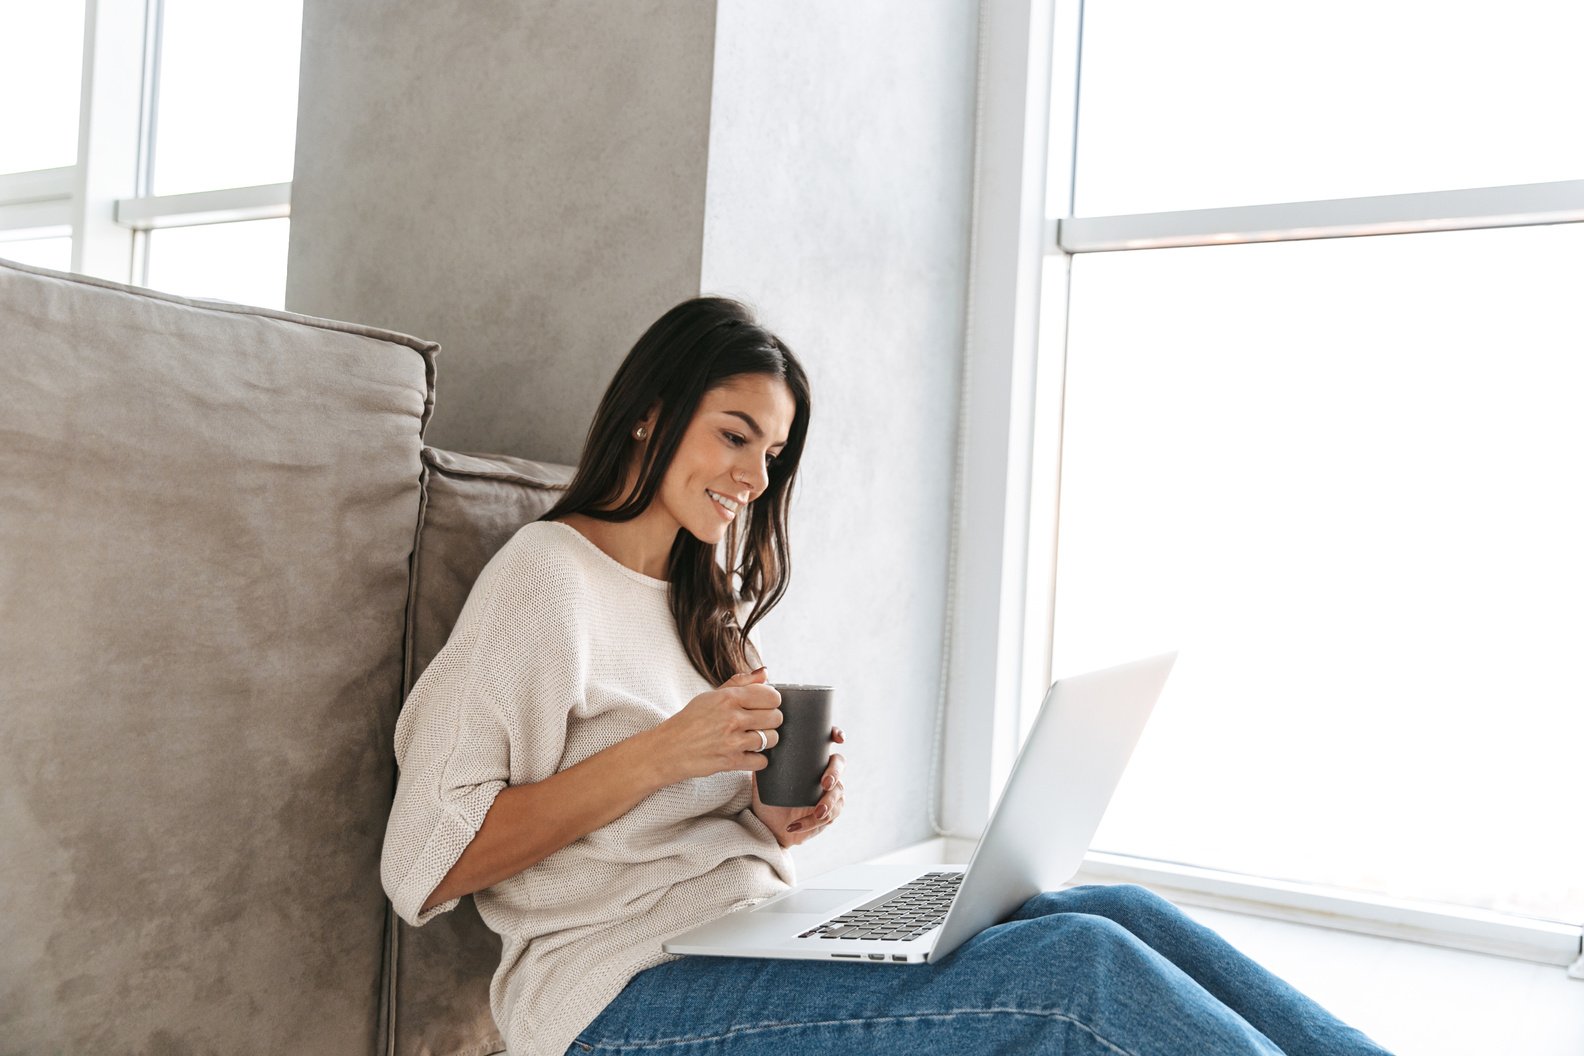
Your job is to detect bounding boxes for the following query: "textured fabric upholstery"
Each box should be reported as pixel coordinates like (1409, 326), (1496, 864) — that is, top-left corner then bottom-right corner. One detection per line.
(405, 448), (575, 692)
(0, 258), (436, 1053)
(393, 446), (573, 1056)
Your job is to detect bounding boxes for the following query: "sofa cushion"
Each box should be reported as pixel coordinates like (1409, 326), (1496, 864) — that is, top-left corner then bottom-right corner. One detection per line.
(0, 258), (436, 1054)
(395, 446), (573, 1056)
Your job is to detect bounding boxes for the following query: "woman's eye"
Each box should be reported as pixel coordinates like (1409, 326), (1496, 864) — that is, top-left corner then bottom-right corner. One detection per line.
(727, 431), (779, 466)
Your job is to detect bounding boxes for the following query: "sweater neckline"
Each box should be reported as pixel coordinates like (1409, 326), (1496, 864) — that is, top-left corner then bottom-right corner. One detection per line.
(541, 519), (670, 590)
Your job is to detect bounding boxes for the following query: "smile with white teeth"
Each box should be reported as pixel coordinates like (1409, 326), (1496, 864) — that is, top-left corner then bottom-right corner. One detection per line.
(706, 489), (741, 514)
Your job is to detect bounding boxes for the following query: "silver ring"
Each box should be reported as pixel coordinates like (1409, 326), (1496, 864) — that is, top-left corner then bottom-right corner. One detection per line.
(755, 729), (769, 752)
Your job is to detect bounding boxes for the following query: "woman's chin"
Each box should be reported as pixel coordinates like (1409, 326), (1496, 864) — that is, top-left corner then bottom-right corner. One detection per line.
(688, 515), (732, 542)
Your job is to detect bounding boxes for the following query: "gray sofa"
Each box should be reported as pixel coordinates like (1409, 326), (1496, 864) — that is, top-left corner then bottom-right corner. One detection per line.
(0, 257), (571, 1055)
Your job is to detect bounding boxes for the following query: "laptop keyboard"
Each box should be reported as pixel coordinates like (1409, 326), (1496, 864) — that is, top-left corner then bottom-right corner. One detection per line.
(798, 870), (964, 942)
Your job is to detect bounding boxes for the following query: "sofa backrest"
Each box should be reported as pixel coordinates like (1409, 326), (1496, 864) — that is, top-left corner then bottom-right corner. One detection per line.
(0, 258), (436, 1053)
(391, 447), (573, 1056)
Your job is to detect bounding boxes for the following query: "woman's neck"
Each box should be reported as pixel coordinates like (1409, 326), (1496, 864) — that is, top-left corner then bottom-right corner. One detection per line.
(554, 511), (677, 581)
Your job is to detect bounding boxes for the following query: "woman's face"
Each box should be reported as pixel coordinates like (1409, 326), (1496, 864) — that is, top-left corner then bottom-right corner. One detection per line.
(647, 375), (796, 543)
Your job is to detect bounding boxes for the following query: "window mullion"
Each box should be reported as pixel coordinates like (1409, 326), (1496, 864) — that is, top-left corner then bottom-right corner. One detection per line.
(1017, 0), (1083, 746)
(71, 0), (153, 281)
(1056, 179), (1584, 254)
(942, 0), (1060, 840)
(131, 0), (164, 284)
(0, 167), (78, 206)
(115, 182), (292, 231)
(0, 168), (76, 241)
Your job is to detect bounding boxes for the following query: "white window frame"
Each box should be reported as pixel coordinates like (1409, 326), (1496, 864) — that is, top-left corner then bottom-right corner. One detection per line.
(0, 167), (75, 241)
(0, 0), (292, 283)
(938, 0), (1584, 974)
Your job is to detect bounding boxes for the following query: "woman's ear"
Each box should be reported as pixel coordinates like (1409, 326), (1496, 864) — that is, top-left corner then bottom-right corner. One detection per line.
(639, 400), (661, 433)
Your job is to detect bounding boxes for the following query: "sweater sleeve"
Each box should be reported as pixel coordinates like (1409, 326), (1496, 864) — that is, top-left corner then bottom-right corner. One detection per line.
(380, 541), (585, 927)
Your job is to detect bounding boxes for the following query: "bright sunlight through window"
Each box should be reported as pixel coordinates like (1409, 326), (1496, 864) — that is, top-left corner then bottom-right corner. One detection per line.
(1047, 223), (1584, 923)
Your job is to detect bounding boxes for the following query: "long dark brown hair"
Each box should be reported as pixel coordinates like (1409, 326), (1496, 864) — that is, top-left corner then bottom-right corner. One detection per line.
(539, 296), (812, 686)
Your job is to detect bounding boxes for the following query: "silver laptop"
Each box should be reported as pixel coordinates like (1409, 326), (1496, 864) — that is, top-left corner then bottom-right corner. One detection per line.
(663, 651), (1177, 965)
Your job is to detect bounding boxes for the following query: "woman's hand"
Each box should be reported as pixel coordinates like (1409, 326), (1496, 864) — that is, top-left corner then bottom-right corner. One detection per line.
(648, 667), (783, 784)
(751, 726), (846, 848)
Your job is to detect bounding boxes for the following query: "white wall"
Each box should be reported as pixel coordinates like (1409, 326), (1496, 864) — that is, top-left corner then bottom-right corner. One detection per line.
(700, 0), (979, 872)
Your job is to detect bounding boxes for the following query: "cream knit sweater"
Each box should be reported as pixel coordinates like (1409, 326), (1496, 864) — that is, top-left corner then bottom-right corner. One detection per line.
(381, 519), (797, 1056)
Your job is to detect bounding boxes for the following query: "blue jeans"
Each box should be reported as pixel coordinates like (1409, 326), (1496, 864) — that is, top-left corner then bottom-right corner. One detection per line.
(566, 883), (1394, 1055)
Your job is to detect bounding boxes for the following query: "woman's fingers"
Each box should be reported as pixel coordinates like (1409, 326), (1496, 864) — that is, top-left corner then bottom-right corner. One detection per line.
(789, 786), (843, 839)
(745, 728), (779, 751)
(799, 816), (833, 840)
(747, 705), (783, 731)
(811, 781), (845, 821)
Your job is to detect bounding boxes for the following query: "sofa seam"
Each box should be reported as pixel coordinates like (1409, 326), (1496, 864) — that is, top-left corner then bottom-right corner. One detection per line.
(421, 447), (573, 490)
(0, 256), (441, 355)
(388, 453), (431, 1056)
(384, 901), (399, 1056)
(401, 457), (432, 700)
(1, 256), (441, 443)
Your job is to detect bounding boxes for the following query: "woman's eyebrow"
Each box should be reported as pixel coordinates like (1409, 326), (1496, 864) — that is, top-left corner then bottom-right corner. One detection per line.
(723, 410), (787, 448)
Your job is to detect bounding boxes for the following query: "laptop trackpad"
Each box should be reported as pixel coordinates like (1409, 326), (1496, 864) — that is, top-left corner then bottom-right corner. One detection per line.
(760, 888), (870, 914)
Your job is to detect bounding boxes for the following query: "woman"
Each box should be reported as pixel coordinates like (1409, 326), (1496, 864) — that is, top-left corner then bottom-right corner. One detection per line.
(381, 296), (1394, 1056)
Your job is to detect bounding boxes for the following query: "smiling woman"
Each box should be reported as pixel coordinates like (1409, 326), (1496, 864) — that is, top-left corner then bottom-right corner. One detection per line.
(539, 295), (811, 685)
(562, 379), (794, 575)
(380, 296), (840, 1056)
(381, 294), (1394, 1056)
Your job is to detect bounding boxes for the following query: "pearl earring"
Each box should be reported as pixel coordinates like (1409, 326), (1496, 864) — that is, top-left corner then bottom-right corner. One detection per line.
(635, 426), (647, 440)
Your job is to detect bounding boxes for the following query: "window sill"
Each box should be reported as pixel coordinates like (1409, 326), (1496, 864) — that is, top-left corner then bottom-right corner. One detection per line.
(873, 837), (1583, 972)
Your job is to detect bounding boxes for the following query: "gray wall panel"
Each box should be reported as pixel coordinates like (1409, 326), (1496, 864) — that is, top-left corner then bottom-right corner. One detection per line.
(287, 0), (717, 460)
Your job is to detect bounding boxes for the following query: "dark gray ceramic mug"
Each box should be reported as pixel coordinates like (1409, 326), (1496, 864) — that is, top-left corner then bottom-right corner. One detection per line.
(758, 683), (834, 807)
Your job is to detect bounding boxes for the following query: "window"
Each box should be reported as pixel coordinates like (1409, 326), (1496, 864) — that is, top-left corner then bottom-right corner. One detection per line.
(0, 1), (85, 174)
(0, 0), (302, 309)
(1068, 0), (1584, 215)
(143, 216), (292, 309)
(1037, 0), (1584, 928)
(151, 0), (302, 197)
(0, 2), (84, 263)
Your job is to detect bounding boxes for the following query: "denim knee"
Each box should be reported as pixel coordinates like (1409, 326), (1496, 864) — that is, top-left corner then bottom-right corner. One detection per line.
(1017, 883), (1162, 914)
(1011, 888), (1080, 920)
(1106, 882), (1172, 911)
(1026, 909), (1152, 969)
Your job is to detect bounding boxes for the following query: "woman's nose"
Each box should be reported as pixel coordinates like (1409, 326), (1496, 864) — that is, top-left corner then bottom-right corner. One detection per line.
(740, 456), (770, 495)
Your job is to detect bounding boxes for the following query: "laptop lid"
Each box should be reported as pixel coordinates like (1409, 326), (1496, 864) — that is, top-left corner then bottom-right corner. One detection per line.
(928, 651), (1177, 962)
